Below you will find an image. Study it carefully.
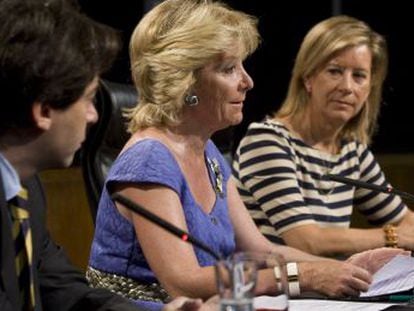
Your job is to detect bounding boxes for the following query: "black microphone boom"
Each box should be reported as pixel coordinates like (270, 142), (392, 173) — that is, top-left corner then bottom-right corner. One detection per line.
(326, 174), (414, 203)
(111, 192), (221, 260)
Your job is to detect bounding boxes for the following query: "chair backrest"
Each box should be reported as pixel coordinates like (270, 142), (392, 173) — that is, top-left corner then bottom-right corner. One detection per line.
(81, 79), (235, 224)
(81, 80), (137, 223)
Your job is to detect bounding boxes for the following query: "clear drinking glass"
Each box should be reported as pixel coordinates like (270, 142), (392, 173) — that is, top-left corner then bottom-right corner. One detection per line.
(215, 252), (289, 311)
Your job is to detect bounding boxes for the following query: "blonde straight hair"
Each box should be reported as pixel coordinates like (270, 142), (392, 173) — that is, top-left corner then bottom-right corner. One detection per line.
(276, 15), (388, 145)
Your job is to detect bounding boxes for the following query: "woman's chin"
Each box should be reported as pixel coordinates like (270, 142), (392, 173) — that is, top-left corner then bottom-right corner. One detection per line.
(228, 113), (243, 126)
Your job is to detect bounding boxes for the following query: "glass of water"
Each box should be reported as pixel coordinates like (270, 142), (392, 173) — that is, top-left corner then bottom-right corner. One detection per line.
(215, 251), (289, 311)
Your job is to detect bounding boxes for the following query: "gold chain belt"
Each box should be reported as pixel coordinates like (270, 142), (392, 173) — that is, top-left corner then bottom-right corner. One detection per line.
(86, 266), (170, 303)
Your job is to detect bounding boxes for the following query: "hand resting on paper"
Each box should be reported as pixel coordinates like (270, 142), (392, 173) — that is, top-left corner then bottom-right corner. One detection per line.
(347, 247), (411, 274)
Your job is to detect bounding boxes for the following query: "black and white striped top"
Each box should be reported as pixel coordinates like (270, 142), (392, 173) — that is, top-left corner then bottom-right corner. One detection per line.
(233, 120), (406, 243)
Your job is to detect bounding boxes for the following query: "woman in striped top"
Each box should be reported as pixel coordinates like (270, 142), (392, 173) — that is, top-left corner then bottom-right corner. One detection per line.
(234, 15), (414, 257)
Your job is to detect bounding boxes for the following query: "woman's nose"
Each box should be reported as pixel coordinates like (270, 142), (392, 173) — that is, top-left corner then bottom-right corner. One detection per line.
(338, 73), (353, 92)
(240, 67), (254, 91)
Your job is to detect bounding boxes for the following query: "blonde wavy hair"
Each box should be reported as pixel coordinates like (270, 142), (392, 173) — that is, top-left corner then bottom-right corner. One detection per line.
(127, 0), (260, 132)
(275, 15), (388, 145)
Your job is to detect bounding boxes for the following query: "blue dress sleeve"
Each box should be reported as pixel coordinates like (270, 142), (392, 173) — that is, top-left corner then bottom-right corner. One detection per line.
(105, 139), (185, 196)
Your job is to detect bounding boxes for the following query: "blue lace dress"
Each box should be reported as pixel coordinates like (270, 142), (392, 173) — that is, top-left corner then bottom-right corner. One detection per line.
(88, 139), (235, 310)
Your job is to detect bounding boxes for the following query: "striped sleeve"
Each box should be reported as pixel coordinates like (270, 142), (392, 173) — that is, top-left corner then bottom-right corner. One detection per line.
(354, 143), (407, 225)
(233, 122), (316, 236)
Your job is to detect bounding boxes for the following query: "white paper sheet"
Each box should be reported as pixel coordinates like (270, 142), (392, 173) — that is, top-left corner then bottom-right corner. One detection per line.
(254, 296), (397, 311)
(253, 295), (288, 310)
(288, 299), (396, 310)
(361, 255), (414, 297)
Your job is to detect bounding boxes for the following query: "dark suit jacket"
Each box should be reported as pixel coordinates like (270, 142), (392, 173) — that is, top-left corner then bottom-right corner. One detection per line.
(0, 175), (140, 311)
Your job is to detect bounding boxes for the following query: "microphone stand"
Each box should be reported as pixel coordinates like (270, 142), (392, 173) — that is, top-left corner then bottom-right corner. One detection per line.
(111, 192), (222, 260)
(326, 174), (414, 203)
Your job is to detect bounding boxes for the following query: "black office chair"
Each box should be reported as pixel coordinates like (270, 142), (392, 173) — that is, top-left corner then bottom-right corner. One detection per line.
(81, 80), (138, 223)
(81, 79), (235, 224)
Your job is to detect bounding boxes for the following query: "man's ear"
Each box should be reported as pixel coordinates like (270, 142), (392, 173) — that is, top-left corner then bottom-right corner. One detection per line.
(32, 102), (52, 130)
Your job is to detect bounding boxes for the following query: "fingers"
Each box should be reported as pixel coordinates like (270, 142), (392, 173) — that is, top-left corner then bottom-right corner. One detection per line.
(202, 295), (220, 311)
(163, 297), (187, 311)
(330, 266), (371, 297)
(348, 266), (372, 293)
(205, 295), (220, 305)
(352, 265), (372, 284)
(370, 247), (409, 257)
(314, 261), (372, 298)
(180, 299), (203, 311)
(367, 247), (410, 273)
(348, 247), (410, 274)
(340, 285), (361, 298)
(163, 296), (203, 311)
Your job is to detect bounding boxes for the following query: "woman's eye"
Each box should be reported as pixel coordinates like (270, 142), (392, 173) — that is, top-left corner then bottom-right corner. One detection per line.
(353, 72), (367, 80)
(327, 68), (342, 75)
(224, 65), (236, 74)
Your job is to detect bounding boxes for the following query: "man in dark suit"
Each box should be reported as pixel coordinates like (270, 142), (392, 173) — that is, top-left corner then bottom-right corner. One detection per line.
(0, 0), (142, 310)
(0, 0), (208, 310)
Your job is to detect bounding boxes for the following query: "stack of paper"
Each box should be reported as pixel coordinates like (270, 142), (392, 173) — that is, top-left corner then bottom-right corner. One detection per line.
(361, 255), (414, 297)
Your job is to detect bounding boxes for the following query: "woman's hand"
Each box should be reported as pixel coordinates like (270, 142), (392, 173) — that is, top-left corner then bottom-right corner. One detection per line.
(163, 295), (219, 311)
(163, 297), (203, 311)
(347, 247), (410, 274)
(298, 260), (372, 297)
(395, 212), (414, 250)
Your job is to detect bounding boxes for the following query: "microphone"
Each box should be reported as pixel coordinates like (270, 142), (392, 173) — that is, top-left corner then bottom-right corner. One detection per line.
(111, 192), (222, 260)
(325, 174), (414, 203)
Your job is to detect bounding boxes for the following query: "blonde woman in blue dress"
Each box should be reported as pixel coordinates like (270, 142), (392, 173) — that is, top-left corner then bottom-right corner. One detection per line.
(88, 3), (406, 309)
